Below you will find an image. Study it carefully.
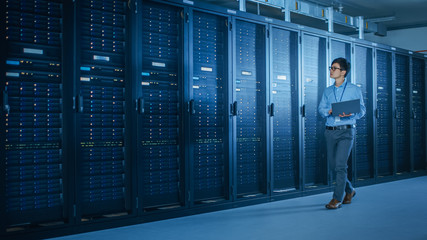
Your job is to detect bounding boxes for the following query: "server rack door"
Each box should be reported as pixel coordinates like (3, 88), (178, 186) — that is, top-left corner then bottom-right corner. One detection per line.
(329, 40), (351, 85)
(190, 11), (229, 204)
(234, 20), (267, 197)
(395, 54), (410, 174)
(139, 2), (184, 210)
(412, 58), (426, 170)
(329, 39), (352, 183)
(1, 0), (67, 229)
(270, 27), (299, 192)
(75, 0), (130, 218)
(354, 45), (374, 181)
(376, 50), (394, 177)
(302, 34), (328, 188)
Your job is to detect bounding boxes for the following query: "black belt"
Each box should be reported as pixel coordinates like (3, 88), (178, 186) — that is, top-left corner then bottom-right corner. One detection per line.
(326, 125), (355, 130)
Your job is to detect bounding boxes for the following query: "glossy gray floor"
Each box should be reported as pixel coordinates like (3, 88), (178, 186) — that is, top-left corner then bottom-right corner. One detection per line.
(49, 176), (427, 240)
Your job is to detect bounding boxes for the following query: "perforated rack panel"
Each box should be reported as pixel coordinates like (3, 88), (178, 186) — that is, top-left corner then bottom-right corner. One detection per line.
(395, 54), (410, 173)
(354, 46), (374, 179)
(3, 0), (65, 226)
(140, 2), (182, 208)
(376, 50), (393, 176)
(329, 39), (351, 182)
(302, 34), (327, 186)
(412, 58), (426, 170)
(235, 20), (266, 196)
(77, 0), (128, 216)
(330, 40), (351, 83)
(271, 27), (299, 191)
(191, 11), (228, 201)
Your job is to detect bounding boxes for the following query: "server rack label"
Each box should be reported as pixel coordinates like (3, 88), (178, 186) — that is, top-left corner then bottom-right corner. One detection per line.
(23, 48), (44, 55)
(93, 55), (110, 61)
(152, 62), (166, 67)
(201, 67), (213, 72)
(183, 0), (194, 5)
(277, 75), (287, 80)
(6, 72), (20, 77)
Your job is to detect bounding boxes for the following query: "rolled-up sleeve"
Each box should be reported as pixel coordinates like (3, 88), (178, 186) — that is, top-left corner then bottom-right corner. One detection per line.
(318, 91), (331, 118)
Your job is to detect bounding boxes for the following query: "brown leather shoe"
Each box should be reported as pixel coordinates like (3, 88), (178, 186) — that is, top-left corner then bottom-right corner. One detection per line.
(343, 190), (356, 204)
(325, 199), (342, 209)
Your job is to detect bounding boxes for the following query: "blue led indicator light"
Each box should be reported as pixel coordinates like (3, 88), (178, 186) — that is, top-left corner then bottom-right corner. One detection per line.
(6, 60), (20, 65)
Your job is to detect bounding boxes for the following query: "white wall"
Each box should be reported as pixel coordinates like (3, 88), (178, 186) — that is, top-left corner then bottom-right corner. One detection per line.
(354, 26), (427, 53)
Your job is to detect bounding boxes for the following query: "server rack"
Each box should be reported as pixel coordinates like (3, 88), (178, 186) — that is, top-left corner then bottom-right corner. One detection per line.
(139, 1), (185, 210)
(269, 26), (299, 193)
(375, 49), (394, 177)
(301, 33), (328, 189)
(411, 58), (426, 171)
(74, 0), (131, 218)
(354, 45), (374, 182)
(1, 0), (68, 230)
(233, 19), (267, 198)
(328, 38), (352, 183)
(329, 39), (351, 85)
(394, 53), (410, 174)
(188, 10), (230, 204)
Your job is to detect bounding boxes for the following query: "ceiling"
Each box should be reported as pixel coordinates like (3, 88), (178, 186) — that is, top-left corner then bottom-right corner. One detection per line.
(306, 0), (427, 30)
(197, 0), (427, 35)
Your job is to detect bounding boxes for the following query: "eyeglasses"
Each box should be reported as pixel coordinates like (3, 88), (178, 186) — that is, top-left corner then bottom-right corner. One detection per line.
(329, 66), (342, 71)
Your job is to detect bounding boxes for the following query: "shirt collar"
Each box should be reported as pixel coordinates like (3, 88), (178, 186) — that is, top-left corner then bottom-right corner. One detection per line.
(335, 79), (347, 88)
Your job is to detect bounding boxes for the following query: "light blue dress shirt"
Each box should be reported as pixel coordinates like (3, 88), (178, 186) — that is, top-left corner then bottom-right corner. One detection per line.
(318, 79), (366, 127)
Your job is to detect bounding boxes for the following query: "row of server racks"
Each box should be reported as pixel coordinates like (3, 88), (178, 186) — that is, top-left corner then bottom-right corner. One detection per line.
(1, 0), (426, 238)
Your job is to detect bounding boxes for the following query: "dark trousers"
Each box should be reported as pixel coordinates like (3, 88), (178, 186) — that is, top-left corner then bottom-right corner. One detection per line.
(324, 128), (355, 201)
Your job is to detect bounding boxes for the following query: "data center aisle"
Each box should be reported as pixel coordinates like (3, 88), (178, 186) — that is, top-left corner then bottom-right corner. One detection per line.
(49, 176), (427, 240)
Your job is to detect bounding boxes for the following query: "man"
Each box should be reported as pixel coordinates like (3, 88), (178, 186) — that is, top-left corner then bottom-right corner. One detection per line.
(318, 57), (366, 209)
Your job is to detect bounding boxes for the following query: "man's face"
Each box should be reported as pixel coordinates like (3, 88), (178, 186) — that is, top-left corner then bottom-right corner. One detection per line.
(330, 63), (346, 79)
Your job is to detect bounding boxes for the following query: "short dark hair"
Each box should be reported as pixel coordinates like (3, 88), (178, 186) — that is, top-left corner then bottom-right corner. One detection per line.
(331, 57), (351, 78)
